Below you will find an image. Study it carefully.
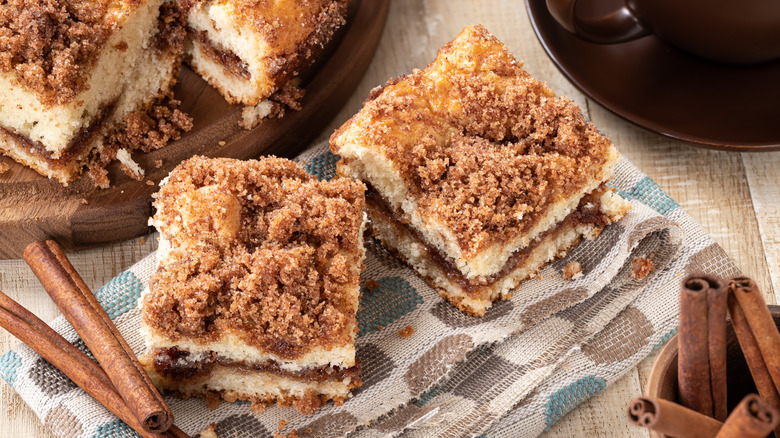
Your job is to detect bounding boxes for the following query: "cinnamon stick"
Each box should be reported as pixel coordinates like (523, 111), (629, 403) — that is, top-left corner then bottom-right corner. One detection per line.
(678, 275), (716, 416)
(708, 277), (729, 421)
(628, 396), (723, 438)
(24, 240), (172, 433)
(727, 278), (780, 438)
(727, 292), (780, 403)
(715, 394), (780, 437)
(730, 277), (780, 392)
(0, 290), (189, 438)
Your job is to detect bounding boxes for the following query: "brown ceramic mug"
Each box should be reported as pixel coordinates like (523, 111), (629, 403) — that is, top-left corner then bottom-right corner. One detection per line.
(546, 0), (780, 64)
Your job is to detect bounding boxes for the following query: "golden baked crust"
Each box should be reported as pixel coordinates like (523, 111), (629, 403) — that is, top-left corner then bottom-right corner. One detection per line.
(0, 0), (146, 106)
(182, 0), (348, 105)
(144, 156), (366, 360)
(206, 0), (346, 74)
(331, 24), (616, 260)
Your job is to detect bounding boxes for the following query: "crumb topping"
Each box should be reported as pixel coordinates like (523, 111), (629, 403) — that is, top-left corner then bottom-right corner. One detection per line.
(332, 25), (616, 258)
(106, 94), (192, 153)
(143, 156), (366, 359)
(0, 0), (141, 105)
(155, 1), (186, 54)
(88, 93), (192, 188)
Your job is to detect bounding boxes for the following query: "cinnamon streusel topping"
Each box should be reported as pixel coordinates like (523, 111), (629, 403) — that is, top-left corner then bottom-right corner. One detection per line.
(144, 156), (366, 359)
(0, 0), (143, 105)
(331, 25), (615, 258)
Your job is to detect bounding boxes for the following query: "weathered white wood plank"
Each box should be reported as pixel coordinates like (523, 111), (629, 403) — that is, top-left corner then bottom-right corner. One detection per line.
(741, 152), (780, 301)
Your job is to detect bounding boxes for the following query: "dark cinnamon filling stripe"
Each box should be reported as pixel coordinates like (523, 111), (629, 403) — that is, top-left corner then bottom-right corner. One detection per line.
(0, 100), (117, 168)
(188, 27), (251, 80)
(365, 182), (611, 295)
(151, 346), (361, 384)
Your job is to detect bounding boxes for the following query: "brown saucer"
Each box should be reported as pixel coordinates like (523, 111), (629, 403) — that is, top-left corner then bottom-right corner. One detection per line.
(526, 0), (780, 151)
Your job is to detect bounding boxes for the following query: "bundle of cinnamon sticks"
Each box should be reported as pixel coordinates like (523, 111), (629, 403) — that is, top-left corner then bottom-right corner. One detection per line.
(0, 240), (188, 438)
(628, 274), (780, 438)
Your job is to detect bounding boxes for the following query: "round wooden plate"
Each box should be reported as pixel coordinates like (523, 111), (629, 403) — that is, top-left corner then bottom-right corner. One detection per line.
(0, 0), (389, 259)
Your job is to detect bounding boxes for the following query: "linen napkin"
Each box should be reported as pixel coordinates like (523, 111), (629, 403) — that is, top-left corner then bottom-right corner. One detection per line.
(0, 141), (738, 438)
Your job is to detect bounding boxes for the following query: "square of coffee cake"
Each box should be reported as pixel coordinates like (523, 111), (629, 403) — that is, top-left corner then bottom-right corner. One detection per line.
(183, 0), (348, 106)
(330, 25), (631, 316)
(141, 155), (366, 414)
(0, 0), (187, 184)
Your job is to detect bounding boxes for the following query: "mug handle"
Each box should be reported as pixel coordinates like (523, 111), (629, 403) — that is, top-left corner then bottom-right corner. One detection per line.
(546, 0), (650, 44)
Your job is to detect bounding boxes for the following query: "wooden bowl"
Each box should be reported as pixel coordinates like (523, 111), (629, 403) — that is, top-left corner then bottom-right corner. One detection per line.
(646, 305), (780, 437)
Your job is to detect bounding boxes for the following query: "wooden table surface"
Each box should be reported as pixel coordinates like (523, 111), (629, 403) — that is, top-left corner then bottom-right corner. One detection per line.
(1, 1), (778, 436)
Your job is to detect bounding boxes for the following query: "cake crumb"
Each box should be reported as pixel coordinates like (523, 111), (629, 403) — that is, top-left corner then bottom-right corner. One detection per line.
(270, 80), (305, 112)
(364, 279), (380, 293)
(563, 262), (583, 280)
(240, 100), (274, 129)
(0, 162), (8, 174)
(305, 428), (313, 434)
(198, 423), (218, 438)
(239, 81), (306, 129)
(205, 392), (221, 410)
(249, 402), (266, 415)
(146, 180), (155, 186)
(398, 325), (414, 338)
(80, 198), (89, 205)
(218, 141), (226, 146)
(88, 162), (110, 189)
(155, 160), (163, 168)
(278, 419), (288, 430)
(107, 94), (193, 153)
(274, 431), (301, 438)
(630, 257), (655, 280)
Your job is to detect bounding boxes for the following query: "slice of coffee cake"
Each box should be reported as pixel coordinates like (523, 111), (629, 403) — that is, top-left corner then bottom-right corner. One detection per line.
(0, 0), (186, 184)
(141, 155), (366, 414)
(183, 0), (348, 105)
(330, 25), (631, 316)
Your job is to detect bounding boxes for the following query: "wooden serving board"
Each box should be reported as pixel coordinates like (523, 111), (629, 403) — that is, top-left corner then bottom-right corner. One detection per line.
(0, 0), (389, 260)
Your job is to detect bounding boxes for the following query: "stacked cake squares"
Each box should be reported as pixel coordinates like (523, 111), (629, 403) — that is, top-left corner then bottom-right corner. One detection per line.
(330, 25), (631, 316)
(141, 155), (366, 414)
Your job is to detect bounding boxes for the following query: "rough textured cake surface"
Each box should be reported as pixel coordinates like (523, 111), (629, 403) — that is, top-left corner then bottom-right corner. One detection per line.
(142, 155), (366, 413)
(183, 0), (348, 105)
(330, 25), (630, 315)
(0, 0), (188, 185)
(0, 0), (141, 105)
